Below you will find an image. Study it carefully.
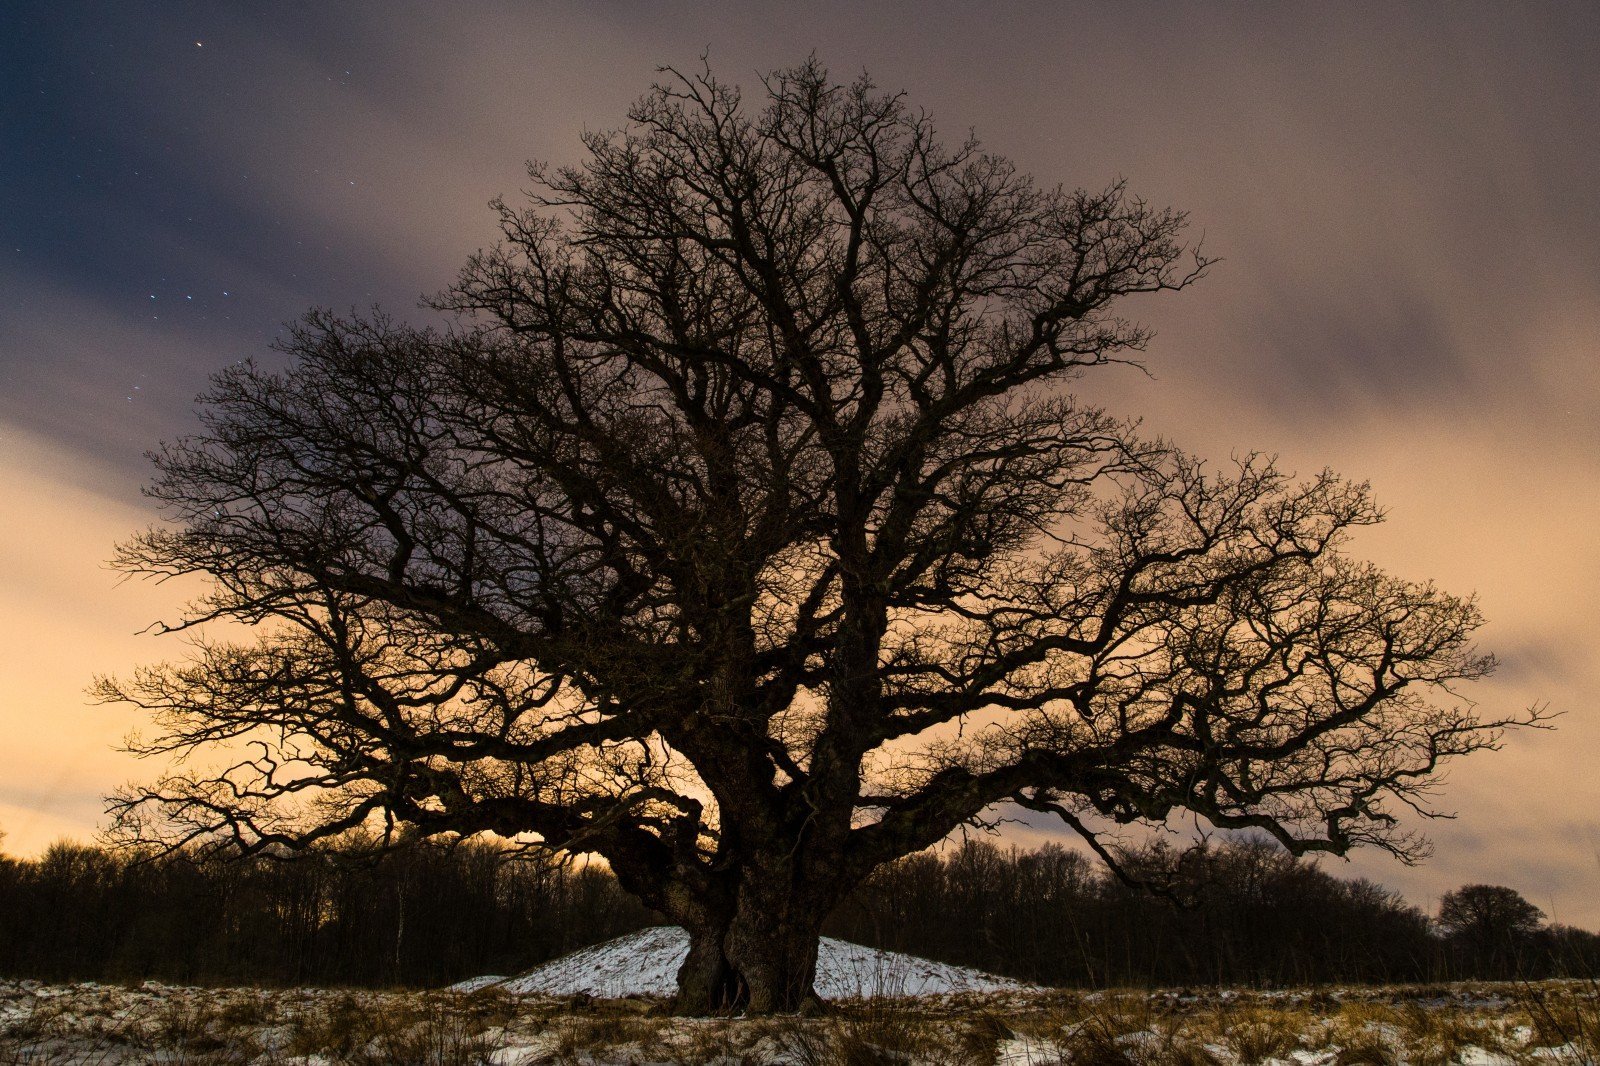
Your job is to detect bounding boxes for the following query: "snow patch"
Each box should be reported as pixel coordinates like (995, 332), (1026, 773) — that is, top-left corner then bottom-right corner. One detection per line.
(456, 924), (1031, 998)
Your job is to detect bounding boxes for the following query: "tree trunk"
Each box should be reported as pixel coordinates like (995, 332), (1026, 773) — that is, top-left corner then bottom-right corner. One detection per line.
(668, 861), (832, 1015)
(722, 852), (832, 1015)
(673, 921), (742, 1015)
(723, 902), (825, 1014)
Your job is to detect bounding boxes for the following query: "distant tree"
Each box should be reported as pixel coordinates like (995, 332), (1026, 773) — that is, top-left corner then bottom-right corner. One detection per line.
(102, 58), (1530, 1013)
(1437, 883), (1545, 939)
(1437, 883), (1544, 975)
(1537, 923), (1600, 977)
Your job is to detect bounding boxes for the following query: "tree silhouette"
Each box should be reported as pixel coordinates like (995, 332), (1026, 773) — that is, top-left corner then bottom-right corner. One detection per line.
(102, 58), (1529, 1013)
(1437, 883), (1545, 974)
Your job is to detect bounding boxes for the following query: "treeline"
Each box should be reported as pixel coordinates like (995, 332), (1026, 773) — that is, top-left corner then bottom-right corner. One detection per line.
(1, 835), (1595, 988)
(0, 838), (653, 987)
(828, 838), (1600, 986)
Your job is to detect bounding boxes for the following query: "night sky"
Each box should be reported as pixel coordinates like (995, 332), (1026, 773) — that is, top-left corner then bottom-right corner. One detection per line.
(4, 2), (1598, 923)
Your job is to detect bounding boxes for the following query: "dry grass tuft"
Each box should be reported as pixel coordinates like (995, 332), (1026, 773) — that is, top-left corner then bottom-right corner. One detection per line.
(282, 991), (389, 1058)
(347, 1016), (505, 1066)
(1391, 1000), (1506, 1066)
(770, 1004), (984, 1066)
(1333, 1028), (1399, 1066)
(1516, 982), (1600, 1063)
(554, 1011), (667, 1061)
(1220, 1007), (1304, 1066)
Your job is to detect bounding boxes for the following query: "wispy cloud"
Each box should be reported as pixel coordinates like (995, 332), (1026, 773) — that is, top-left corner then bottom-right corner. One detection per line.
(4, 0), (1595, 924)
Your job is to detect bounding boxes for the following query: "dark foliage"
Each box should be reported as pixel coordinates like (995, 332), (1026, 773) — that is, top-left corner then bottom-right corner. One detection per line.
(0, 837), (652, 987)
(1435, 883), (1552, 977)
(2, 835), (1594, 988)
(830, 839), (1600, 985)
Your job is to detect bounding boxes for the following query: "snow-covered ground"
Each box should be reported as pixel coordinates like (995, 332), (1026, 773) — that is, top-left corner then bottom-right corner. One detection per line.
(1, 969), (1596, 1064)
(458, 924), (1031, 998)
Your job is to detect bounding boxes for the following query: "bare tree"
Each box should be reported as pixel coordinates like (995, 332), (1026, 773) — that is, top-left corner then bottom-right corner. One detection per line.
(101, 58), (1529, 1013)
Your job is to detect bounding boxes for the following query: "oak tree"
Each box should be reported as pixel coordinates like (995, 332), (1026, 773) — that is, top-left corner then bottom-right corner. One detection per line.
(104, 59), (1524, 1013)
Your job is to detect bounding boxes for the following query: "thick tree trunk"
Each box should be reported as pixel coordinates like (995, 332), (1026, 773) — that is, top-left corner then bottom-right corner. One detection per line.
(723, 902), (825, 1014)
(673, 922), (742, 1015)
(672, 914), (824, 1015)
(668, 858), (833, 1015)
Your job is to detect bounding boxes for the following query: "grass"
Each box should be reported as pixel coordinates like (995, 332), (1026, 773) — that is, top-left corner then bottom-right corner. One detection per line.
(1516, 980), (1600, 1064)
(0, 977), (1596, 1064)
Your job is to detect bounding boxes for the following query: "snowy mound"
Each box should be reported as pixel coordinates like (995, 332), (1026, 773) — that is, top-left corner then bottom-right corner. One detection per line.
(457, 925), (1029, 998)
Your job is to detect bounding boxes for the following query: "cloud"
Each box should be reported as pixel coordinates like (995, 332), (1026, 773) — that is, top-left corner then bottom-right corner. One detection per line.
(5, 0), (1598, 927)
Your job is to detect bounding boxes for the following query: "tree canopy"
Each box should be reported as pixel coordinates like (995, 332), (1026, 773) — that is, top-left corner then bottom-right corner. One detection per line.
(102, 58), (1526, 1013)
(1436, 883), (1548, 973)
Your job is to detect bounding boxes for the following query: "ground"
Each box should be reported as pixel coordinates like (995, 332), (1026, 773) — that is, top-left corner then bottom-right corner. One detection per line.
(2, 977), (1598, 1065)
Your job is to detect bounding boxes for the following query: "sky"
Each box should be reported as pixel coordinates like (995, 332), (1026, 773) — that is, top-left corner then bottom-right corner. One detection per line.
(3, 1), (1598, 925)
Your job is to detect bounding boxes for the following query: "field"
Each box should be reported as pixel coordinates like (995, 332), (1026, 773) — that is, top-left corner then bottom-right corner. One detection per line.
(2, 979), (1597, 1066)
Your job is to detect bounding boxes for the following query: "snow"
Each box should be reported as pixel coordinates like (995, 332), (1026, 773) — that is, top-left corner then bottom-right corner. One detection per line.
(1, 976), (1587, 1065)
(1459, 1049), (1519, 1066)
(458, 924), (1032, 998)
(995, 1034), (1063, 1065)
